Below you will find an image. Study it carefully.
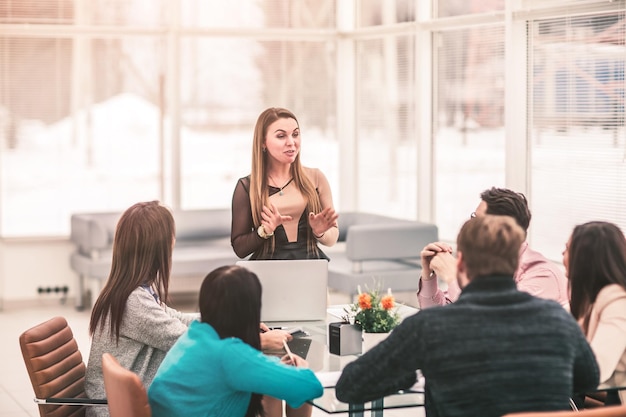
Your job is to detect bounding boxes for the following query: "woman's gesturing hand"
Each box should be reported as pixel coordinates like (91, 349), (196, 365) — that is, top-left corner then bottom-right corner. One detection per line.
(261, 202), (293, 234)
(308, 207), (338, 237)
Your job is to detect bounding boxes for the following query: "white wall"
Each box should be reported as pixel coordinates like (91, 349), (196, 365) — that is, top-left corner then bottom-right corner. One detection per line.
(0, 239), (78, 309)
(0, 239), (207, 310)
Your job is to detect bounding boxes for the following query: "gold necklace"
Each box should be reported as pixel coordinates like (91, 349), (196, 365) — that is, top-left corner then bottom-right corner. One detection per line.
(269, 176), (293, 196)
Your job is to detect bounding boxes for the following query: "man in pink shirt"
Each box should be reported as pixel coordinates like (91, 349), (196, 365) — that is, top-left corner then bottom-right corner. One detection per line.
(418, 187), (569, 309)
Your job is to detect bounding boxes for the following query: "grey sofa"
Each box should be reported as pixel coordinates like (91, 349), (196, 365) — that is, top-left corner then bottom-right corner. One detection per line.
(69, 208), (240, 310)
(325, 212), (439, 300)
(69, 208), (438, 310)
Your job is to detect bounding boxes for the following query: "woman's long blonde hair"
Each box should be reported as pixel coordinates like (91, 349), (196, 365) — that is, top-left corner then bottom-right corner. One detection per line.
(249, 107), (322, 257)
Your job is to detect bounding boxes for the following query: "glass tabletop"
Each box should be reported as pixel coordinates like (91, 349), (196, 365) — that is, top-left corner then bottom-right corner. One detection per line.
(264, 305), (423, 415)
(277, 306), (625, 414)
(310, 388), (425, 414)
(595, 371), (626, 393)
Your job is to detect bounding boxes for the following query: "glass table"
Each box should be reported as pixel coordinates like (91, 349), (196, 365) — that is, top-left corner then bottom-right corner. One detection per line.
(311, 388), (424, 417)
(583, 371), (626, 407)
(283, 306), (626, 415)
(267, 305), (424, 416)
(596, 371), (626, 393)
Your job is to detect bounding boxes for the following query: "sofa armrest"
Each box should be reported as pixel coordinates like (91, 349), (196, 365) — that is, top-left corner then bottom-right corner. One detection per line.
(173, 208), (231, 240)
(345, 221), (438, 262)
(338, 212), (413, 242)
(70, 213), (120, 257)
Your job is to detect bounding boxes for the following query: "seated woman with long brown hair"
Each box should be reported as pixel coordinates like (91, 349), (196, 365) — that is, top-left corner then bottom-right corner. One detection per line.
(148, 265), (323, 417)
(564, 221), (626, 405)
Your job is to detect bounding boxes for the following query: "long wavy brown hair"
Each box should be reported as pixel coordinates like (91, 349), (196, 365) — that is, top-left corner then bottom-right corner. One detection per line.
(568, 221), (626, 332)
(249, 107), (322, 257)
(89, 201), (175, 341)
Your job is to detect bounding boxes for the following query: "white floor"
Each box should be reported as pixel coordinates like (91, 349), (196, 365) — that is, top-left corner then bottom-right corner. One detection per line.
(0, 291), (423, 417)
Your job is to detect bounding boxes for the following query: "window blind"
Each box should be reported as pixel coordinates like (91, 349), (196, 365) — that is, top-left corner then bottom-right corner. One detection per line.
(179, 38), (337, 209)
(0, 0), (73, 24)
(436, 0), (504, 19)
(355, 33), (417, 219)
(357, 0), (415, 27)
(529, 11), (626, 260)
(433, 26), (506, 241)
(1, 0), (339, 236)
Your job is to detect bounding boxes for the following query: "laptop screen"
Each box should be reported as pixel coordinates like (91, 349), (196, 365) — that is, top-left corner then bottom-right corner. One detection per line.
(236, 259), (328, 322)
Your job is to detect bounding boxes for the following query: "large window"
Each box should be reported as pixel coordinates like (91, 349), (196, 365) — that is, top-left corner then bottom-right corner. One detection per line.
(178, 2), (338, 210)
(1, 0), (626, 248)
(436, 0), (504, 18)
(0, 35), (166, 236)
(355, 34), (417, 219)
(354, 0), (417, 219)
(529, 11), (626, 260)
(0, 0), (338, 237)
(179, 38), (337, 210)
(433, 26), (506, 241)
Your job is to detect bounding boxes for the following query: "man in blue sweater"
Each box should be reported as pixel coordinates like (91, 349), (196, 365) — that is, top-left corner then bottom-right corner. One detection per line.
(336, 215), (599, 417)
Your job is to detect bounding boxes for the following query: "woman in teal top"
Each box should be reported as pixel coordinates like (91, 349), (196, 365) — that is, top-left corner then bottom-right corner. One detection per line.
(148, 265), (323, 417)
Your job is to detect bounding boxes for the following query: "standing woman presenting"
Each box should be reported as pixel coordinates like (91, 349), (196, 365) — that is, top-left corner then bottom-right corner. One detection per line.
(231, 107), (339, 260)
(231, 107), (338, 417)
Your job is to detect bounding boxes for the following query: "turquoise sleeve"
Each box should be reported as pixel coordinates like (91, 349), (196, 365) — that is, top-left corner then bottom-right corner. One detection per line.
(223, 341), (323, 408)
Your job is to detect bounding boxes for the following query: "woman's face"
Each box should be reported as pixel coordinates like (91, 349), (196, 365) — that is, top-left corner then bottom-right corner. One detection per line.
(562, 236), (571, 278)
(264, 117), (300, 166)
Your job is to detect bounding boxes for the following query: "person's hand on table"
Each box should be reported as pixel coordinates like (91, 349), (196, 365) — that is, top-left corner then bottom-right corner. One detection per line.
(260, 326), (293, 351)
(281, 353), (309, 368)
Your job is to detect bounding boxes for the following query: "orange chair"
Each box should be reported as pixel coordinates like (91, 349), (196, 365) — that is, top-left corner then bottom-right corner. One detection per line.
(102, 353), (151, 417)
(19, 316), (107, 417)
(502, 404), (626, 417)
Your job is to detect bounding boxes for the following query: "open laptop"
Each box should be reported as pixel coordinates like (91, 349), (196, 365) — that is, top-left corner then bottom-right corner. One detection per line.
(236, 259), (328, 322)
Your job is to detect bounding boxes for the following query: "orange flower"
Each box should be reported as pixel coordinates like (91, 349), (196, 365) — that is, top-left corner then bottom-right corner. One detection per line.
(381, 295), (395, 310)
(358, 293), (372, 310)
(351, 286), (400, 333)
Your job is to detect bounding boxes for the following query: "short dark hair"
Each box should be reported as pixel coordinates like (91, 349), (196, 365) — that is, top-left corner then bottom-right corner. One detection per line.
(457, 215), (524, 280)
(480, 187), (531, 232)
(568, 221), (626, 327)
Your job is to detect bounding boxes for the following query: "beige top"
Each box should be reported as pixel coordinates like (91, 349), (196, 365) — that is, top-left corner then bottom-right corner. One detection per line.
(270, 167), (337, 246)
(231, 166), (338, 259)
(584, 283), (626, 403)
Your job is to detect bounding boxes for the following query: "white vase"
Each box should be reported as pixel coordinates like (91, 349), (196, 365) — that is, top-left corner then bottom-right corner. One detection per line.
(361, 331), (390, 353)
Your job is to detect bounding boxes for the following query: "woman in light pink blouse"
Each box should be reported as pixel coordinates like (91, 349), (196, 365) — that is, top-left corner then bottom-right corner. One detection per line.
(564, 221), (626, 405)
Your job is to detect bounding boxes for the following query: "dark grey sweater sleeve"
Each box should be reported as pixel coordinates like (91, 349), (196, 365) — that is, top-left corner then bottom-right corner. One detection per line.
(335, 315), (421, 403)
(571, 322), (600, 395)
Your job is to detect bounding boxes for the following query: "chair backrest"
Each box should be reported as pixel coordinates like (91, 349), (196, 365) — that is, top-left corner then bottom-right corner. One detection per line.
(102, 353), (152, 417)
(502, 405), (626, 417)
(19, 316), (88, 417)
